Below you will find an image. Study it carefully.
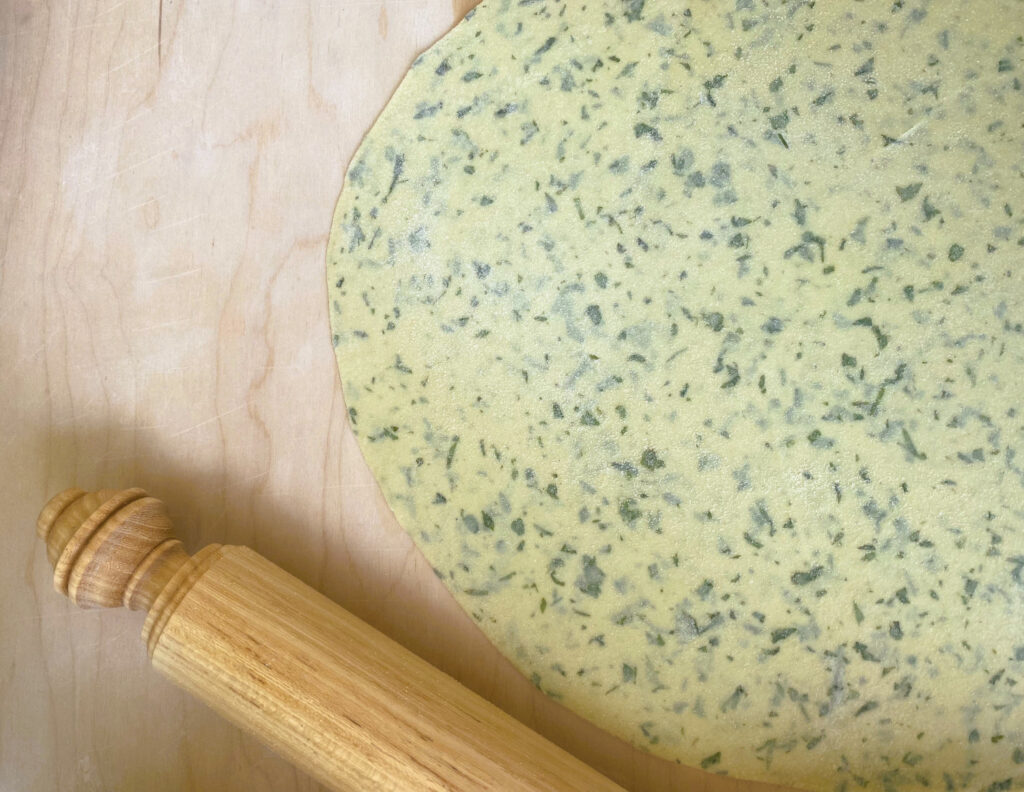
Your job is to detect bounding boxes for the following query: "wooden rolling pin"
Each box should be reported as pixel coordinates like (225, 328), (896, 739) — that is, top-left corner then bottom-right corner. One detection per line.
(37, 487), (625, 792)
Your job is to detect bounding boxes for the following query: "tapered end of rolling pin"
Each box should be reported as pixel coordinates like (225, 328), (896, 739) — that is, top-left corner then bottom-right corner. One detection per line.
(36, 490), (628, 791)
(37, 488), (190, 612)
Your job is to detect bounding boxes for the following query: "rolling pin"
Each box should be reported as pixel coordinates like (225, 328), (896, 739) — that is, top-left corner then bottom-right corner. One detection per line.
(36, 487), (626, 792)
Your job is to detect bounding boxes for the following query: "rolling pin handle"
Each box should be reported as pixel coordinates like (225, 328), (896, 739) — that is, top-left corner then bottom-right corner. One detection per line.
(35, 487), (626, 792)
(36, 488), (192, 613)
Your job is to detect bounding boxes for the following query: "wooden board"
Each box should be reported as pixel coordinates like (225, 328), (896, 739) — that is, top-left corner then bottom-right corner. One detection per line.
(0, 2), (792, 790)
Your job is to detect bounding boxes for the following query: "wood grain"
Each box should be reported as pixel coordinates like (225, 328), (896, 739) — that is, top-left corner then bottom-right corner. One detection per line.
(0, 2), (793, 790)
(156, 545), (626, 792)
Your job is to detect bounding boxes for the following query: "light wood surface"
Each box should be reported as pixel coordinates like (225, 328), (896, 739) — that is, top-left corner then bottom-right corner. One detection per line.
(37, 489), (626, 792)
(1, 2), (791, 790)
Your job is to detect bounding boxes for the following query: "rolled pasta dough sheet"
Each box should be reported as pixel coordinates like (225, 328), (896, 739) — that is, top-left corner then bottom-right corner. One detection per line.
(327, 2), (1024, 788)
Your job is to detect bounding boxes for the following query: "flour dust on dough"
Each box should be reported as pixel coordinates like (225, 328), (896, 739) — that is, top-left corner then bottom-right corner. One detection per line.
(327, 1), (1024, 789)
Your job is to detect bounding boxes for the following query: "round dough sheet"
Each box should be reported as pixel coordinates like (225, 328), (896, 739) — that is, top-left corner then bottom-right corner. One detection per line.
(327, 1), (1024, 788)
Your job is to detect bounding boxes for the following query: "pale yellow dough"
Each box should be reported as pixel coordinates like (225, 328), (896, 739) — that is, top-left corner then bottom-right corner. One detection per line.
(328, 1), (1024, 789)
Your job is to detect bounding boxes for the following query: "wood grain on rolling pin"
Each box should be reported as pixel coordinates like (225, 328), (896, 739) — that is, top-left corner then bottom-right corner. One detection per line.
(0, 1), (790, 790)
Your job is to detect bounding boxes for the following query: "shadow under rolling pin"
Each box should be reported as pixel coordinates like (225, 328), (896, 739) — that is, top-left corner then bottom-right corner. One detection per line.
(37, 487), (626, 792)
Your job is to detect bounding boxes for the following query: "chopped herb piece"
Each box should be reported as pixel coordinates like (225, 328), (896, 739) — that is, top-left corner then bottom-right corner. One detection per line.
(791, 566), (825, 586)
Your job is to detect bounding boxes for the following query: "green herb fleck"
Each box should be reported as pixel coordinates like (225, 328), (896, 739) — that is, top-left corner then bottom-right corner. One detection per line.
(446, 436), (460, 468)
(619, 498), (642, 524)
(577, 555), (605, 597)
(896, 182), (923, 202)
(855, 701), (879, 717)
(640, 448), (665, 470)
(700, 752), (722, 769)
(899, 428), (927, 461)
(771, 627), (797, 643)
(634, 122), (662, 141)
(791, 565), (825, 586)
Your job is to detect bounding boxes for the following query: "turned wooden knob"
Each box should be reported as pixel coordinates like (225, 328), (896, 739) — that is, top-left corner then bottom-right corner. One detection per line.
(38, 488), (189, 612)
(36, 487), (625, 792)
(37, 488), (219, 657)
